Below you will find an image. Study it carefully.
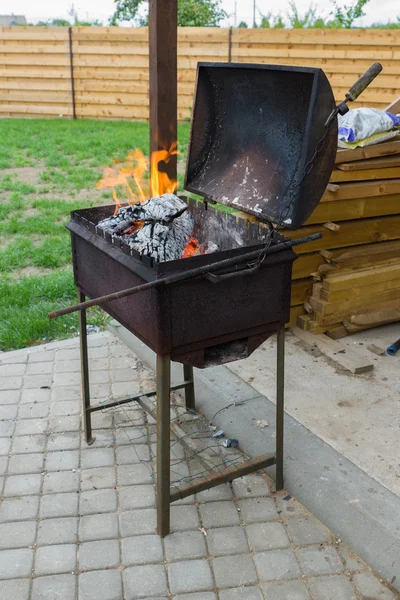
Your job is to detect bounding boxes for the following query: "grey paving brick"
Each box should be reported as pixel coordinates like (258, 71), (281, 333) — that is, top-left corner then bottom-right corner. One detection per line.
(48, 415), (80, 433)
(112, 381), (141, 398)
(275, 495), (308, 519)
(110, 367), (139, 382)
(115, 425), (148, 446)
(238, 497), (279, 524)
(197, 484), (233, 503)
(89, 369), (110, 384)
(4, 473), (42, 496)
(0, 456), (7, 476)
(0, 363), (26, 376)
(287, 518), (331, 547)
(111, 355), (134, 370)
(29, 350), (55, 363)
(43, 470), (80, 494)
(47, 431), (80, 451)
(119, 508), (157, 536)
(0, 438), (11, 455)
(170, 504), (200, 532)
(119, 484), (156, 510)
(90, 411), (113, 429)
(254, 550), (301, 581)
(51, 386), (80, 402)
(14, 418), (47, 436)
(51, 400), (80, 416)
(122, 534), (163, 566)
(297, 546), (344, 577)
(81, 466), (116, 491)
(90, 358), (109, 371)
(79, 570), (122, 600)
(81, 429), (114, 448)
(89, 384), (111, 402)
(79, 539), (120, 571)
(115, 407), (146, 427)
(199, 501), (240, 529)
(124, 564), (167, 598)
(213, 554), (258, 588)
(54, 359), (81, 373)
(12, 434), (46, 454)
(24, 374), (52, 388)
(18, 402), (49, 419)
(0, 496), (39, 523)
(0, 390), (20, 404)
(246, 522), (290, 552)
(79, 513), (119, 542)
(169, 559), (213, 595)
(0, 376), (23, 390)
(117, 463), (153, 486)
(0, 548), (34, 579)
(53, 372), (81, 387)
(219, 587), (263, 600)
(232, 474), (271, 499)
(46, 450), (80, 472)
(262, 580), (311, 600)
(80, 488), (117, 515)
(88, 345), (109, 358)
(116, 444), (150, 464)
(339, 545), (368, 571)
(31, 574), (76, 600)
(206, 526), (248, 557)
(35, 543), (76, 576)
(21, 387), (51, 404)
(26, 361), (53, 375)
(0, 520), (37, 549)
(175, 594), (216, 600)
(0, 404), (18, 420)
(37, 517), (78, 546)
(0, 579), (30, 600)
(56, 349), (80, 361)
(0, 420), (14, 437)
(40, 492), (79, 519)
(353, 572), (397, 599)
(308, 575), (357, 600)
(164, 531), (207, 563)
(81, 447), (114, 469)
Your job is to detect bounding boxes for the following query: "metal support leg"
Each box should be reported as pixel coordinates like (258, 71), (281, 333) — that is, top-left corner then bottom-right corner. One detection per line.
(78, 289), (95, 445)
(276, 325), (285, 490)
(183, 364), (195, 411)
(156, 354), (171, 537)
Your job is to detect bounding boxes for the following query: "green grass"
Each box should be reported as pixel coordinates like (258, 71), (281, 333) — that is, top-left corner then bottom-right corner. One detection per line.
(0, 118), (190, 350)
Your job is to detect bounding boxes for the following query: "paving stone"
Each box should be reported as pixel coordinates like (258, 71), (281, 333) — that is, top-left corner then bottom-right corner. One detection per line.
(124, 564), (168, 598)
(219, 587), (263, 600)
(88, 345), (109, 358)
(21, 387), (51, 404)
(14, 418), (47, 436)
(175, 594), (216, 600)
(54, 359), (81, 373)
(112, 381), (141, 398)
(18, 402), (49, 419)
(0, 362), (26, 376)
(53, 372), (81, 387)
(79, 569), (122, 600)
(43, 470), (80, 494)
(0, 420), (14, 437)
(51, 386), (80, 402)
(115, 408), (146, 427)
(0, 456), (7, 476)
(80, 488), (117, 515)
(246, 522), (290, 552)
(262, 580), (311, 599)
(122, 534), (163, 566)
(81, 447), (115, 469)
(0, 496), (39, 523)
(12, 434), (46, 454)
(287, 518), (331, 546)
(0, 438), (11, 455)
(115, 425), (148, 446)
(40, 492), (79, 519)
(119, 508), (157, 536)
(79, 513), (119, 542)
(307, 575), (357, 600)
(197, 484), (233, 503)
(35, 543), (76, 576)
(48, 415), (80, 433)
(81, 429), (114, 448)
(37, 517), (78, 545)
(0, 376), (23, 390)
(0, 548), (34, 579)
(0, 390), (20, 404)
(81, 466), (116, 491)
(254, 550), (301, 581)
(31, 574), (76, 600)
(339, 545), (368, 571)
(0, 520), (37, 549)
(89, 384), (111, 401)
(79, 539), (120, 570)
(46, 450), (80, 472)
(119, 484), (156, 510)
(238, 497), (279, 524)
(232, 474), (271, 499)
(170, 504), (200, 532)
(215, 553), (258, 589)
(353, 572), (397, 599)
(297, 546), (344, 576)
(51, 400), (80, 416)
(29, 350), (55, 363)
(169, 559), (213, 595)
(116, 444), (150, 464)
(0, 579), (30, 600)
(275, 495), (308, 519)
(164, 530), (207, 562)
(24, 374), (52, 388)
(56, 349), (80, 361)
(47, 431), (80, 451)
(4, 473), (42, 496)
(89, 369), (110, 384)
(117, 463), (153, 486)
(199, 501), (240, 529)
(26, 361), (53, 375)
(0, 404), (18, 419)
(206, 526), (249, 557)
(90, 411), (113, 429)
(90, 358), (109, 371)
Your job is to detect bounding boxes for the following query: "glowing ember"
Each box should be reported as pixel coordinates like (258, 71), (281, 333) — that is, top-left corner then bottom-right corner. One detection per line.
(183, 237), (200, 258)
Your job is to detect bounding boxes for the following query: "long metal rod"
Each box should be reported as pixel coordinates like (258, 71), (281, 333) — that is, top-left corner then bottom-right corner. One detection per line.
(48, 233), (322, 319)
(183, 365), (195, 411)
(275, 325), (285, 490)
(156, 354), (171, 537)
(68, 27), (77, 120)
(78, 290), (94, 445)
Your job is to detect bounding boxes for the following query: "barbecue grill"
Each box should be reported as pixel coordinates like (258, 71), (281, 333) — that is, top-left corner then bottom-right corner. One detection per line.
(51, 62), (382, 536)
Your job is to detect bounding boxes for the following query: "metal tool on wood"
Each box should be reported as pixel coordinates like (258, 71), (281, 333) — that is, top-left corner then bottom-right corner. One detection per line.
(387, 338), (400, 356)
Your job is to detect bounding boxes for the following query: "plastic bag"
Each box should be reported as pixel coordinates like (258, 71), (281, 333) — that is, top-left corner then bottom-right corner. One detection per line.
(338, 108), (400, 149)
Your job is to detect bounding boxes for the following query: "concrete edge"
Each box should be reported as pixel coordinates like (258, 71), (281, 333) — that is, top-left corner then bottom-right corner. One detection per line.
(109, 321), (400, 591)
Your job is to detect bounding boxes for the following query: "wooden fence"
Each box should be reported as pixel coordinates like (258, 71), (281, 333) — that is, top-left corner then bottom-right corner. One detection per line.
(1, 26), (400, 120)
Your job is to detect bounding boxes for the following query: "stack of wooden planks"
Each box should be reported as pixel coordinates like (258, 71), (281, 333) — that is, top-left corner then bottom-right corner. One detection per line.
(296, 132), (400, 337)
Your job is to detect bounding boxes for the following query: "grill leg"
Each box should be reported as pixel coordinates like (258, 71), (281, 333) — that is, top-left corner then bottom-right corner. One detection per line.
(156, 354), (171, 537)
(78, 289), (95, 445)
(183, 364), (195, 411)
(276, 325), (285, 491)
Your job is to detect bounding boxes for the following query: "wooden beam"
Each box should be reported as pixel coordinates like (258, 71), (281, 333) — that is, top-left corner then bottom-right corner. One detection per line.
(335, 137), (400, 164)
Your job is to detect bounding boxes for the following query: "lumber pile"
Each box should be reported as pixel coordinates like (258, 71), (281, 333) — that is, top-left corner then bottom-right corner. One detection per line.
(297, 133), (400, 338)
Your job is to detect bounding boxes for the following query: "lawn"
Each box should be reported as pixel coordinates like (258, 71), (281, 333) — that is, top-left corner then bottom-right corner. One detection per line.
(0, 118), (190, 351)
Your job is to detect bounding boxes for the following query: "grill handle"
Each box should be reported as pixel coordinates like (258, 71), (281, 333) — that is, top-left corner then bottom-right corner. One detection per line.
(346, 62), (383, 102)
(204, 264), (260, 283)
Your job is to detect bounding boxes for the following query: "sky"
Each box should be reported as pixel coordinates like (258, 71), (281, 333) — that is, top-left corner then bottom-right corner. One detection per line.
(1, 0), (399, 27)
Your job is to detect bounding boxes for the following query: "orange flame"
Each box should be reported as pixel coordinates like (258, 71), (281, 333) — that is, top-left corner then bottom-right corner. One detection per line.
(183, 237), (200, 258)
(97, 143), (178, 215)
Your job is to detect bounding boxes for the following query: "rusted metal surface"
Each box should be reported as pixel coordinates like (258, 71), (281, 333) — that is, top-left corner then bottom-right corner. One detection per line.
(276, 325), (285, 490)
(156, 354), (171, 537)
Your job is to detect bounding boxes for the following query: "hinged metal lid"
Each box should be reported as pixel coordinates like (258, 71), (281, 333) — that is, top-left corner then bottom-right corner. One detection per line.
(184, 63), (337, 229)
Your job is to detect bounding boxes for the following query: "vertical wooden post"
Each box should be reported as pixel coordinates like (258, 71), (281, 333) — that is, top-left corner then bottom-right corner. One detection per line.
(149, 0), (178, 183)
(68, 27), (77, 120)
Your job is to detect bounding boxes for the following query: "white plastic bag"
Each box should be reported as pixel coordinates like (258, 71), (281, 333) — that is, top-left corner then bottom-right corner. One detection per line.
(338, 108), (400, 149)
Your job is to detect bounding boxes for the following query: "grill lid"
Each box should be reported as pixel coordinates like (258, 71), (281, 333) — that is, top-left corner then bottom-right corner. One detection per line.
(184, 63), (337, 229)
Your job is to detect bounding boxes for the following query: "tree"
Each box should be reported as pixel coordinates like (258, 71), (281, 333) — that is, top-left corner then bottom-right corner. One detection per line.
(237, 21), (248, 28)
(329, 0), (370, 27)
(110, 0), (227, 26)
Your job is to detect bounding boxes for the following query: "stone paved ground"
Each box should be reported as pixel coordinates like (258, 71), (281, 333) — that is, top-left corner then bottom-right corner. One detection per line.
(0, 331), (398, 600)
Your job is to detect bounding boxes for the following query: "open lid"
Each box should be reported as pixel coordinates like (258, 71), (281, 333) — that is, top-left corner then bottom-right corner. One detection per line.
(184, 63), (337, 229)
